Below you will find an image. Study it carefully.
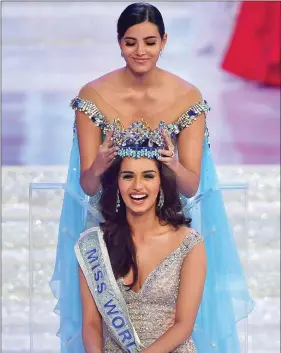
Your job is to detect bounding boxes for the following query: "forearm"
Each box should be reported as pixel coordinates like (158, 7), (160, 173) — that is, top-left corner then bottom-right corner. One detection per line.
(80, 164), (101, 196)
(171, 161), (200, 198)
(141, 322), (192, 353)
(82, 324), (103, 353)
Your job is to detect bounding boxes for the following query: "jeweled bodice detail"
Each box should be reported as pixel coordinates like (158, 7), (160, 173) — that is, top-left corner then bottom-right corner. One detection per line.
(102, 229), (203, 353)
(71, 97), (211, 159)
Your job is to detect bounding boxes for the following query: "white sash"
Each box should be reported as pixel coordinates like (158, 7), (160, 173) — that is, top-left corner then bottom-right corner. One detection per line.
(75, 226), (145, 352)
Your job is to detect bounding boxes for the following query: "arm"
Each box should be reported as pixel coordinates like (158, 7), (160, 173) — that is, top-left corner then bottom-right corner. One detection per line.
(141, 240), (207, 353)
(76, 85), (116, 196)
(175, 107), (205, 197)
(79, 267), (103, 353)
(159, 87), (206, 198)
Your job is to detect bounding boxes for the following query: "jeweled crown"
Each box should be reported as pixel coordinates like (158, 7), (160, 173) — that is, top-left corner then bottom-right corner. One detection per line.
(111, 118), (167, 159)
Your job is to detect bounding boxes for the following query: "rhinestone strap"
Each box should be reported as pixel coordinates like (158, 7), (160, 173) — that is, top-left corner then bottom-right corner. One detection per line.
(70, 97), (110, 131)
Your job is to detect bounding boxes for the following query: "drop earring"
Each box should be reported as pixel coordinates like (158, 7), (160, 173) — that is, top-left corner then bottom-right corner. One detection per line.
(116, 189), (121, 213)
(158, 188), (164, 209)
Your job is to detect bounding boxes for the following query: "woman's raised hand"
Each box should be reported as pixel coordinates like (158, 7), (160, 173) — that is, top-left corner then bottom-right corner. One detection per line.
(91, 130), (118, 177)
(158, 131), (177, 170)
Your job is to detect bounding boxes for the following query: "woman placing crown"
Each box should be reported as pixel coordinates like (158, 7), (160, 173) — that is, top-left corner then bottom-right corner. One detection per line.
(51, 3), (254, 353)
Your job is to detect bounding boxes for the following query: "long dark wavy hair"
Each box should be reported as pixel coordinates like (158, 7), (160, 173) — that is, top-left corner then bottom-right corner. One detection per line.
(99, 157), (191, 289)
(117, 2), (165, 41)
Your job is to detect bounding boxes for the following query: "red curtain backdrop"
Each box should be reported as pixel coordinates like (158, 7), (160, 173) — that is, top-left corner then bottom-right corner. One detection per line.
(222, 1), (280, 86)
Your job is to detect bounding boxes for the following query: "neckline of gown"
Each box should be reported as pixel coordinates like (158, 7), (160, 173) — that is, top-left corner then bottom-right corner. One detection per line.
(120, 232), (191, 295)
(72, 96), (208, 132)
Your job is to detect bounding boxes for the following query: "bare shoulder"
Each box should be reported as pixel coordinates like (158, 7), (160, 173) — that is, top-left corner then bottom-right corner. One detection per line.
(162, 70), (203, 103)
(77, 69), (122, 101)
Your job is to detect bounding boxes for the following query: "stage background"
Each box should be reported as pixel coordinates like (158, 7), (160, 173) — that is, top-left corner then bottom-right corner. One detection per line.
(2, 2), (280, 353)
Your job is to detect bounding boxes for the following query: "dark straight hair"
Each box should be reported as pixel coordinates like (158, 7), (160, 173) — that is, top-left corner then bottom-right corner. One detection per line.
(117, 2), (165, 41)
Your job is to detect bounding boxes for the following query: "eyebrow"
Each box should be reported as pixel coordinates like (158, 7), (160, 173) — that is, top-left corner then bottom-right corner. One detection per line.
(120, 170), (157, 174)
(124, 36), (158, 40)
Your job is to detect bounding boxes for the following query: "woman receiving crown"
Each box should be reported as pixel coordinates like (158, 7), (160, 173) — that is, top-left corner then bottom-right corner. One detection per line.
(76, 152), (206, 353)
(51, 3), (254, 353)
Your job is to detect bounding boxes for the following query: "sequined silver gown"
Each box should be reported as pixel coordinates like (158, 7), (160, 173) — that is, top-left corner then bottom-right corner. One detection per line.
(102, 230), (202, 353)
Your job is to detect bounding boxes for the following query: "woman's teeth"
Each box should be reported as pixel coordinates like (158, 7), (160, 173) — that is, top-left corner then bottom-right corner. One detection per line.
(130, 194), (148, 200)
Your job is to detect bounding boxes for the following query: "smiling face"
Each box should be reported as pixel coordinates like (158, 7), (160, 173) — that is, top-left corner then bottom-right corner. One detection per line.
(119, 21), (167, 74)
(118, 157), (161, 215)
